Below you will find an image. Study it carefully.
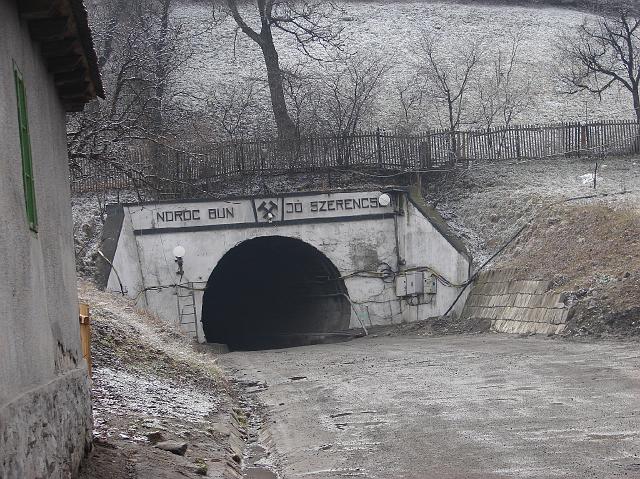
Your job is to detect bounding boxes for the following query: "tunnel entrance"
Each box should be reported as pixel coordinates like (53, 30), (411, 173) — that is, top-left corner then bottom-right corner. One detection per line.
(202, 236), (351, 350)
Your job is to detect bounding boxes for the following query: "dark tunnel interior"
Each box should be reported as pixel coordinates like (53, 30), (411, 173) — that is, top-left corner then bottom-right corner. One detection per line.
(202, 236), (351, 350)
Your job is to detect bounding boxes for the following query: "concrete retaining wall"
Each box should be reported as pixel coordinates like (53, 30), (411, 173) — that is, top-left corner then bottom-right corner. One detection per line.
(0, 369), (92, 479)
(463, 270), (569, 335)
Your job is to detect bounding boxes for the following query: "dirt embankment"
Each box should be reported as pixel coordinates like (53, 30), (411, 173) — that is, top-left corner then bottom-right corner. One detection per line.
(424, 156), (640, 338)
(77, 281), (248, 479)
(497, 203), (640, 337)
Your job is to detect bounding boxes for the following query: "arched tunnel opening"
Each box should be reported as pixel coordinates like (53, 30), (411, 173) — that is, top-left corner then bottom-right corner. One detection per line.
(202, 236), (352, 350)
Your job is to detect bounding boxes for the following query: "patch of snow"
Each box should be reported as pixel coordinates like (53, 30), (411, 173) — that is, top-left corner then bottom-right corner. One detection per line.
(579, 173), (597, 185)
(92, 366), (219, 441)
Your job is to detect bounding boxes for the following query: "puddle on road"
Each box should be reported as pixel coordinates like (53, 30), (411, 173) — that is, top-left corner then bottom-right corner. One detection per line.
(243, 443), (278, 479)
(244, 466), (278, 479)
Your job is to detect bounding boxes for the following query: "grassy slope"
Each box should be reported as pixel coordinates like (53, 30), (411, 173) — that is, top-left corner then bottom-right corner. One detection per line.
(77, 280), (243, 478)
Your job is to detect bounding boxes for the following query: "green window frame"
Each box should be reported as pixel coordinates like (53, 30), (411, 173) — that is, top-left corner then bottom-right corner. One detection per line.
(14, 64), (38, 232)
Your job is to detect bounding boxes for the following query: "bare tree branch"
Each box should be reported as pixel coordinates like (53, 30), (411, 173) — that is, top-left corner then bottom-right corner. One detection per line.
(559, 4), (640, 121)
(417, 34), (481, 158)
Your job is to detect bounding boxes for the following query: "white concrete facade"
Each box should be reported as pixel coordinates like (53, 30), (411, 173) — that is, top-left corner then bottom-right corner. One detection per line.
(0, 1), (92, 477)
(103, 189), (472, 341)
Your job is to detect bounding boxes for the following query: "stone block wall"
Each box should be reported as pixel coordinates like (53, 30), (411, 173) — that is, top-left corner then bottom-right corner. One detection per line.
(463, 269), (569, 335)
(0, 368), (92, 479)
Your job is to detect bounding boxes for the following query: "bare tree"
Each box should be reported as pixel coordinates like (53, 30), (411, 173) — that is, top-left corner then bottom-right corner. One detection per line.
(205, 76), (266, 140)
(417, 35), (481, 158)
(286, 55), (388, 165)
(560, 3), (640, 122)
(476, 36), (533, 158)
(478, 36), (531, 129)
(149, 0), (173, 134)
(68, 0), (199, 184)
(311, 55), (390, 136)
(224, 0), (343, 138)
(395, 75), (428, 134)
(281, 62), (317, 133)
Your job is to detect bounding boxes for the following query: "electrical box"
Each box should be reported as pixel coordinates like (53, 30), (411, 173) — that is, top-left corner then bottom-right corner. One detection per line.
(395, 275), (407, 297)
(423, 272), (437, 294)
(395, 272), (437, 297)
(406, 272), (424, 295)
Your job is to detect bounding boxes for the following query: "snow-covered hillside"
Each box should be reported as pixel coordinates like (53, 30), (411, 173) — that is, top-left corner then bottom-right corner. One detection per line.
(174, 0), (634, 132)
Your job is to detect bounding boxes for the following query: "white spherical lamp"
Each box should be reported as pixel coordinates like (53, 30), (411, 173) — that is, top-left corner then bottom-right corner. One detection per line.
(173, 245), (186, 259)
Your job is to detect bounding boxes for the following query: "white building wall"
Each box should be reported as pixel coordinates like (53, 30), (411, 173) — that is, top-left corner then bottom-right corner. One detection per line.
(0, 2), (91, 477)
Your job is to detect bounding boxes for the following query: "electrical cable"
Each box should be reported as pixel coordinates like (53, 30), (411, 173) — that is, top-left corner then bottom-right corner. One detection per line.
(97, 249), (125, 296)
(442, 224), (528, 318)
(341, 293), (369, 336)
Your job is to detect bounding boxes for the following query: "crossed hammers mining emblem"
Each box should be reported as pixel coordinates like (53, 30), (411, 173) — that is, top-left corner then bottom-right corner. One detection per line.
(257, 200), (278, 220)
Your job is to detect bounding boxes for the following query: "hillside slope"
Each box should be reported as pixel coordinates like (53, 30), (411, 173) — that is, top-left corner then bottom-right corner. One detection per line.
(176, 0), (633, 133)
(77, 281), (248, 478)
(498, 203), (640, 336)
(426, 156), (640, 261)
(425, 156), (640, 336)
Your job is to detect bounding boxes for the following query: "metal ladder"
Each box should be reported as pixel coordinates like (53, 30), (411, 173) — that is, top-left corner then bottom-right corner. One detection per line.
(177, 283), (199, 341)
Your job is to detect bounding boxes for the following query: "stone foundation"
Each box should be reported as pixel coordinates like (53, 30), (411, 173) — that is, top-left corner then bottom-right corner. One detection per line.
(0, 368), (92, 479)
(463, 269), (569, 335)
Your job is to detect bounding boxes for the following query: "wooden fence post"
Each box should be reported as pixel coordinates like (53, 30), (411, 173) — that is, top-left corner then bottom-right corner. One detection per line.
(79, 303), (91, 377)
(581, 122), (589, 150)
(577, 122), (582, 157)
(240, 140), (246, 172)
(376, 127), (383, 168)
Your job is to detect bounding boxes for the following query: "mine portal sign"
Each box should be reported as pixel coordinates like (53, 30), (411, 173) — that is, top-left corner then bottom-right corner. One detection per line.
(129, 191), (395, 233)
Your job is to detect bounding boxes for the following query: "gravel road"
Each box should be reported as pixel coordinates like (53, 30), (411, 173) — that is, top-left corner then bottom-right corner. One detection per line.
(221, 335), (640, 479)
